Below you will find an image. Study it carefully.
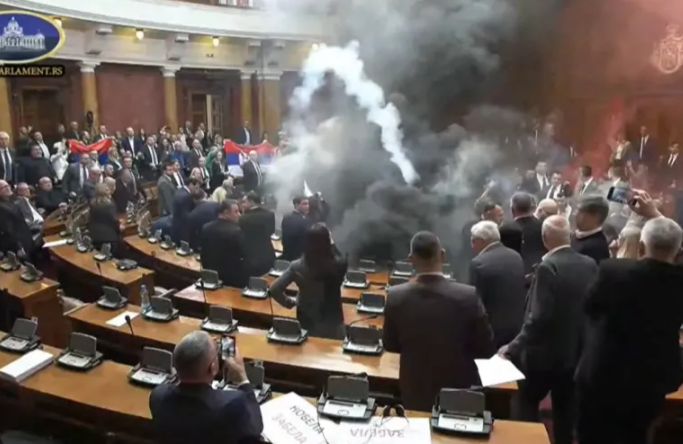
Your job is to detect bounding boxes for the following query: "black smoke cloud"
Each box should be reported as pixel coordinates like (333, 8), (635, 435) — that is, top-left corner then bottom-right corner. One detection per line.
(270, 0), (565, 267)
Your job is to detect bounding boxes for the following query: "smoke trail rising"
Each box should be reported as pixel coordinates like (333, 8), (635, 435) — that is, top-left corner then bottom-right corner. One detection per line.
(290, 41), (419, 185)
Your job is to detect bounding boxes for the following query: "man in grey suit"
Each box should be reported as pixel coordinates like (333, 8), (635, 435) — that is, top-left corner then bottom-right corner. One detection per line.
(499, 215), (597, 444)
(62, 155), (92, 197)
(574, 165), (600, 197)
(469, 220), (526, 348)
(383, 231), (495, 412)
(157, 160), (176, 217)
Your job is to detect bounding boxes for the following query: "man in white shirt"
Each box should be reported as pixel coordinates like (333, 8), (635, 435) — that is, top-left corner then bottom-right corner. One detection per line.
(635, 125), (655, 165)
(238, 120), (252, 146)
(122, 127), (139, 155)
(32, 131), (51, 159)
(546, 171), (571, 200)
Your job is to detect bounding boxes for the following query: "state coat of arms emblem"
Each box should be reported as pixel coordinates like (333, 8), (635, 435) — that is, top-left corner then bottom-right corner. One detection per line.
(652, 24), (683, 74)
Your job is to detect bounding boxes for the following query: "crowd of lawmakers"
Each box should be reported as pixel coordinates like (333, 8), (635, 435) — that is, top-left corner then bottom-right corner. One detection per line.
(1, 119), (683, 444)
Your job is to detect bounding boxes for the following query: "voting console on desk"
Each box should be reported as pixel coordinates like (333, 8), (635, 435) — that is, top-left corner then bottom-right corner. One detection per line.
(159, 235), (174, 250)
(97, 286), (128, 310)
(0, 251), (20, 272)
(142, 296), (179, 322)
(196, 269), (222, 290)
(344, 271), (369, 289)
(76, 236), (93, 253)
(357, 259), (377, 274)
(242, 277), (268, 299)
(357, 292), (385, 314)
(128, 347), (176, 387)
(268, 259), (290, 278)
(202, 305), (238, 334)
(221, 361), (272, 404)
(387, 276), (409, 288)
(430, 389), (493, 436)
(267, 318), (308, 345)
(176, 241), (192, 257)
(0, 318), (41, 354)
(93, 243), (112, 262)
(147, 229), (162, 244)
(57, 332), (103, 371)
(19, 263), (42, 282)
(115, 258), (138, 271)
(318, 375), (376, 421)
(391, 261), (414, 278)
(343, 325), (383, 356)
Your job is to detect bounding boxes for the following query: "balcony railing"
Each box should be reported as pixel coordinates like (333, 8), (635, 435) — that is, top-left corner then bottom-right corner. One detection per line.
(178, 0), (269, 8)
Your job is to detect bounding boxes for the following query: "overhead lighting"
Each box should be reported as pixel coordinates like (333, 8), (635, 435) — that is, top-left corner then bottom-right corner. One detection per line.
(311, 43), (319, 50)
(135, 29), (144, 40)
(212, 36), (219, 47)
(53, 17), (62, 27)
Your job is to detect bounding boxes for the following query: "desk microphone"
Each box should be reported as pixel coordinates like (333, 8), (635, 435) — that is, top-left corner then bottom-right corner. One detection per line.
(347, 314), (380, 329)
(198, 271), (210, 320)
(96, 261), (103, 277)
(124, 314), (135, 336)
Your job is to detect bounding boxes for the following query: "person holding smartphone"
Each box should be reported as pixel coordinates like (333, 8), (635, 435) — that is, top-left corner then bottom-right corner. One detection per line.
(149, 331), (263, 444)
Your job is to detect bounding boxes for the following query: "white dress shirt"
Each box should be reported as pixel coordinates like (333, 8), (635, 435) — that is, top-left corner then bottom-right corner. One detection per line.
(639, 135), (649, 159)
(38, 141), (50, 158)
(173, 172), (184, 188)
(536, 174), (548, 190)
(668, 153), (678, 167)
(51, 142), (68, 180)
(0, 148), (12, 181)
(22, 196), (43, 224)
(243, 127), (251, 145)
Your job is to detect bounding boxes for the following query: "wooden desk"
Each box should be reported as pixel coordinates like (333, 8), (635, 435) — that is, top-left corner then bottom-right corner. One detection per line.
(173, 285), (384, 329)
(46, 240), (155, 305)
(44, 213), (140, 237)
(0, 347), (549, 444)
(66, 304), (517, 417)
(0, 269), (64, 347)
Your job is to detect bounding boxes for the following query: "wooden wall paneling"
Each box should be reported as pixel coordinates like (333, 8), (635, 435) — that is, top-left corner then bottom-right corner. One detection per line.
(96, 63), (164, 133)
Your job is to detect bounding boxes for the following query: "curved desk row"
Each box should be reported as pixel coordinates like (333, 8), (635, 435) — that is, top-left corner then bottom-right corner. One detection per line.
(173, 285), (384, 329)
(66, 303), (517, 418)
(46, 238), (155, 306)
(0, 344), (550, 444)
(124, 235), (386, 303)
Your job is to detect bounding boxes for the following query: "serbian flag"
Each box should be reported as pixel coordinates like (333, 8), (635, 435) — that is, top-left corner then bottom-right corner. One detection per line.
(255, 142), (276, 167)
(224, 140), (248, 176)
(68, 138), (113, 155)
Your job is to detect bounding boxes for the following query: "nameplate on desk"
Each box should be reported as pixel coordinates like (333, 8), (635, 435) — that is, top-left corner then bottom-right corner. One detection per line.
(0, 349), (54, 383)
(323, 399), (368, 418)
(437, 414), (485, 433)
(106, 311), (139, 327)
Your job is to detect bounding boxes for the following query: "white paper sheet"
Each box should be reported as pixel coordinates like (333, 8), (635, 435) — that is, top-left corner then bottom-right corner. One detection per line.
(475, 355), (525, 387)
(0, 349), (54, 383)
(105, 311), (139, 327)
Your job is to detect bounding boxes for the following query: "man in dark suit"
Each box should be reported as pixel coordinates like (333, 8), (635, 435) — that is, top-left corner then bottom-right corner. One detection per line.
(0, 180), (34, 256)
(66, 121), (80, 142)
(157, 161), (176, 218)
(187, 139), (203, 172)
(576, 194), (683, 444)
(121, 127), (141, 156)
(281, 196), (313, 261)
(634, 125), (657, 166)
(62, 155), (92, 198)
(544, 171), (573, 200)
(0, 131), (17, 186)
(15, 182), (43, 232)
(383, 231), (495, 411)
(171, 178), (201, 244)
(17, 144), (56, 187)
(241, 150), (263, 194)
(112, 168), (143, 213)
(499, 192), (546, 275)
(93, 125), (109, 142)
(32, 131), (52, 159)
(187, 188), (219, 250)
(572, 195), (610, 264)
(500, 215), (598, 444)
(235, 120), (252, 145)
(520, 161), (550, 199)
(469, 220), (526, 348)
(200, 199), (249, 288)
(138, 136), (161, 182)
(659, 141), (683, 188)
(82, 166), (104, 201)
(239, 191), (276, 276)
(149, 331), (263, 444)
(35, 176), (66, 216)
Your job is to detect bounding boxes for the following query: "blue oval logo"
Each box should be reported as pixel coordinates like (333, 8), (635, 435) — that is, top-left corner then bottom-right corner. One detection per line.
(0, 11), (64, 64)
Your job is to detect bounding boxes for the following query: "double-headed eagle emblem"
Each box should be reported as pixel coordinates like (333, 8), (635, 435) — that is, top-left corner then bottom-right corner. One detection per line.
(652, 24), (683, 74)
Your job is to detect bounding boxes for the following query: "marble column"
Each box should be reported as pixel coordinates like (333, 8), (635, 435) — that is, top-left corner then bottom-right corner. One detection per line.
(0, 76), (13, 141)
(161, 66), (179, 131)
(240, 70), (254, 131)
(257, 70), (282, 143)
(78, 61), (100, 127)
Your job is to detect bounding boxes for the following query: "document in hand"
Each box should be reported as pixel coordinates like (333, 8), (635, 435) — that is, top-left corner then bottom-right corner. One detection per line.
(474, 355), (525, 387)
(0, 349), (54, 383)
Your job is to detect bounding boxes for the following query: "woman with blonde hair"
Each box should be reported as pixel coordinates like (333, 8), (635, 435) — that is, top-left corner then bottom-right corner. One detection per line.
(615, 225), (641, 259)
(88, 182), (122, 252)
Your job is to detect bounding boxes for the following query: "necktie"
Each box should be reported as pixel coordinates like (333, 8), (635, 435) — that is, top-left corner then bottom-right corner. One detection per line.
(2, 150), (9, 181)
